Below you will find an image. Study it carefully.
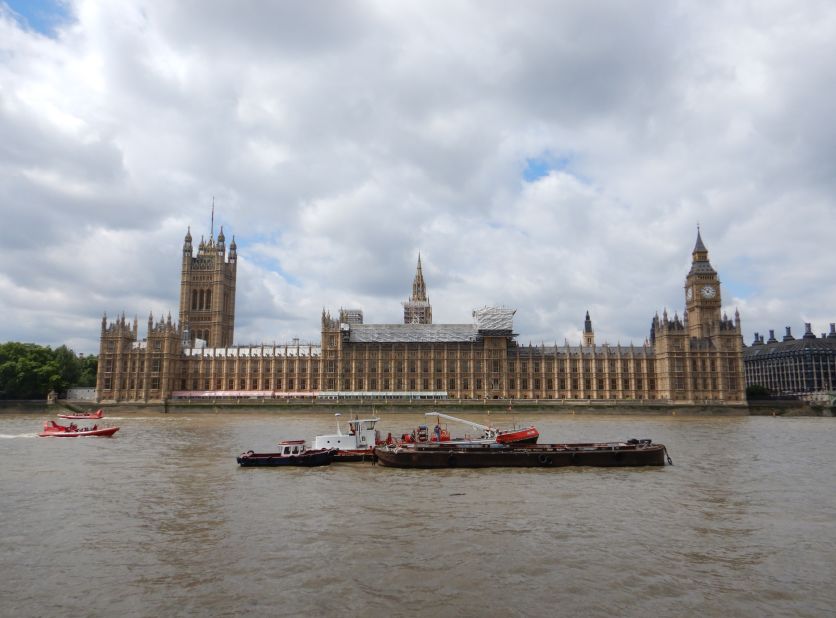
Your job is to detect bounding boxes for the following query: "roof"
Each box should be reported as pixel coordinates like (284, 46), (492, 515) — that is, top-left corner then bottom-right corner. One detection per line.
(514, 344), (654, 357)
(745, 336), (836, 359)
(348, 324), (479, 343)
(693, 229), (707, 253)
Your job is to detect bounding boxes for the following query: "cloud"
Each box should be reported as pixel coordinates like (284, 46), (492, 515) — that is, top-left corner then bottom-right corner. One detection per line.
(1, 0), (835, 355)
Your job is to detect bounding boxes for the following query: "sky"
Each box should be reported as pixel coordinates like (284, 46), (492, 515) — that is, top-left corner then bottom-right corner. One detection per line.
(1, 0), (835, 355)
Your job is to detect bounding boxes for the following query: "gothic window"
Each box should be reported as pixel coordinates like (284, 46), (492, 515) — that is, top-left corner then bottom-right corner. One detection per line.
(199, 290), (205, 310)
(449, 378), (456, 390)
(192, 290), (198, 310)
(463, 378), (469, 389)
(206, 289), (212, 309)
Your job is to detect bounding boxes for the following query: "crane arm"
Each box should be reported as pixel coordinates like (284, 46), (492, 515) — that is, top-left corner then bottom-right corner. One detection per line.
(425, 411), (493, 432)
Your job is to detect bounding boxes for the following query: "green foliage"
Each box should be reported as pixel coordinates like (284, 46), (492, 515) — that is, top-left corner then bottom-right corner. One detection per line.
(746, 384), (771, 400)
(0, 342), (97, 400)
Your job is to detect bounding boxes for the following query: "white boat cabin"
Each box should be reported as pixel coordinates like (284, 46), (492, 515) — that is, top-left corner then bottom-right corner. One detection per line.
(278, 440), (306, 456)
(313, 415), (381, 451)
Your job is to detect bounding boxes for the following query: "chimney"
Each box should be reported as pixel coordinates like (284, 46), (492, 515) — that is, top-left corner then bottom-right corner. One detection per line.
(767, 329), (777, 343)
(783, 326), (795, 342)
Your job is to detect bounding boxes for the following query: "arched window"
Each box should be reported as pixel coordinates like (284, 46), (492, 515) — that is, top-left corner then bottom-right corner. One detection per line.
(191, 290), (198, 310)
(206, 289), (212, 310)
(199, 290), (205, 310)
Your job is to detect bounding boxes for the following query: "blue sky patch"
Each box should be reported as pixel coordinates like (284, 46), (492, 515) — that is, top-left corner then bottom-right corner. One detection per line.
(4, 0), (72, 37)
(523, 153), (572, 183)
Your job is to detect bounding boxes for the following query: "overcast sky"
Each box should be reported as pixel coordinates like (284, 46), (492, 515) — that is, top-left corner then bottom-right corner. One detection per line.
(2, 0), (835, 355)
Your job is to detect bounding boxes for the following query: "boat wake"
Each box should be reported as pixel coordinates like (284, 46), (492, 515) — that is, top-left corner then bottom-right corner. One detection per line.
(0, 433), (38, 439)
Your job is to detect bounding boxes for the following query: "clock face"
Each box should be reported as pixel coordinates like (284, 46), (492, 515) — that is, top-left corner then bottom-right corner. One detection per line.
(686, 288), (693, 301)
(701, 285), (716, 299)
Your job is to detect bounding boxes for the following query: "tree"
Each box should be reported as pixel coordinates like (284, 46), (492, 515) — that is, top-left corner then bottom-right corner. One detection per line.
(746, 384), (771, 400)
(0, 342), (98, 399)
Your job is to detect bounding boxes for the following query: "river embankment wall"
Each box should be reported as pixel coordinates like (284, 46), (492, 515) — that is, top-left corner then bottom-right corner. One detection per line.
(15, 398), (828, 417)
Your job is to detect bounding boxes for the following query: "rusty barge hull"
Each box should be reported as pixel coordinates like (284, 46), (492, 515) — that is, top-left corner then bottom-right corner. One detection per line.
(374, 443), (668, 468)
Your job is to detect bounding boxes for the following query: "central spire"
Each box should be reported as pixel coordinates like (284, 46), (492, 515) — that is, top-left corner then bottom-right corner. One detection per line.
(403, 253), (432, 324)
(411, 253), (427, 301)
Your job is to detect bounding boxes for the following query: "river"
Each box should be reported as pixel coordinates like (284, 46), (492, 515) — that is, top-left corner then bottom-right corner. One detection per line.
(1, 410), (833, 617)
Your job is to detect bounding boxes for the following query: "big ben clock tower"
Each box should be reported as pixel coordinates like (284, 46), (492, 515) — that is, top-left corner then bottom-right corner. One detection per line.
(685, 228), (722, 339)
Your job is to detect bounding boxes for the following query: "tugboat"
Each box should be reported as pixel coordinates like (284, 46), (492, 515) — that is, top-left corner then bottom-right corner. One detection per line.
(236, 440), (335, 467)
(313, 414), (383, 462)
(38, 420), (119, 437)
(374, 439), (671, 468)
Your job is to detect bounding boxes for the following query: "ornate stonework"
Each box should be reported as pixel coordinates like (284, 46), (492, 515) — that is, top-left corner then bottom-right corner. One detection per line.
(96, 228), (745, 404)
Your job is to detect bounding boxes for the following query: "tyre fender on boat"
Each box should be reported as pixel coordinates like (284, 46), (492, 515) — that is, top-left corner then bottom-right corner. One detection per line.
(538, 454), (552, 466)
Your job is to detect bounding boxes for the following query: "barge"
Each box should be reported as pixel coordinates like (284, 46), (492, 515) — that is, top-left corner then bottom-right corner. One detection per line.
(374, 439), (670, 468)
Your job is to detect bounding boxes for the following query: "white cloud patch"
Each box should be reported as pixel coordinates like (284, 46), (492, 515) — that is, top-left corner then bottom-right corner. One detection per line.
(1, 0), (835, 354)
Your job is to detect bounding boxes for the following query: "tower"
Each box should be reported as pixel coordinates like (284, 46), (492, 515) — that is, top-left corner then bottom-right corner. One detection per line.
(402, 254), (433, 324)
(178, 223), (237, 348)
(583, 311), (595, 347)
(684, 228), (722, 339)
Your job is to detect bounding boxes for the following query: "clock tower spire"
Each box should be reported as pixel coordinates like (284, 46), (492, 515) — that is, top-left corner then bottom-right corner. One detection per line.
(684, 227), (721, 338)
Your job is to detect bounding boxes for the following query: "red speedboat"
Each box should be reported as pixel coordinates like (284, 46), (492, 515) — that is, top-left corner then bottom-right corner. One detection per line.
(423, 412), (539, 446)
(38, 420), (119, 437)
(57, 409), (104, 420)
(496, 426), (540, 445)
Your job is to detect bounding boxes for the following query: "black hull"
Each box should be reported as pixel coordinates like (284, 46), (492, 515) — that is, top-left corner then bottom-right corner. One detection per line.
(374, 443), (668, 469)
(237, 450), (334, 467)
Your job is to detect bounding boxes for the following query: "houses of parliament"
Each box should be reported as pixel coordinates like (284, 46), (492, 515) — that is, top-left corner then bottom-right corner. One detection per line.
(96, 226), (746, 404)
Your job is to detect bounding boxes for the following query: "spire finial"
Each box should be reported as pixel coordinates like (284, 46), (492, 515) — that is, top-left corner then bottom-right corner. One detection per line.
(210, 197), (215, 241)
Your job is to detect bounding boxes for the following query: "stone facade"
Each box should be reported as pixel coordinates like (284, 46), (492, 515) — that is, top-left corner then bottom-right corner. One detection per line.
(178, 227), (237, 348)
(96, 227), (745, 404)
